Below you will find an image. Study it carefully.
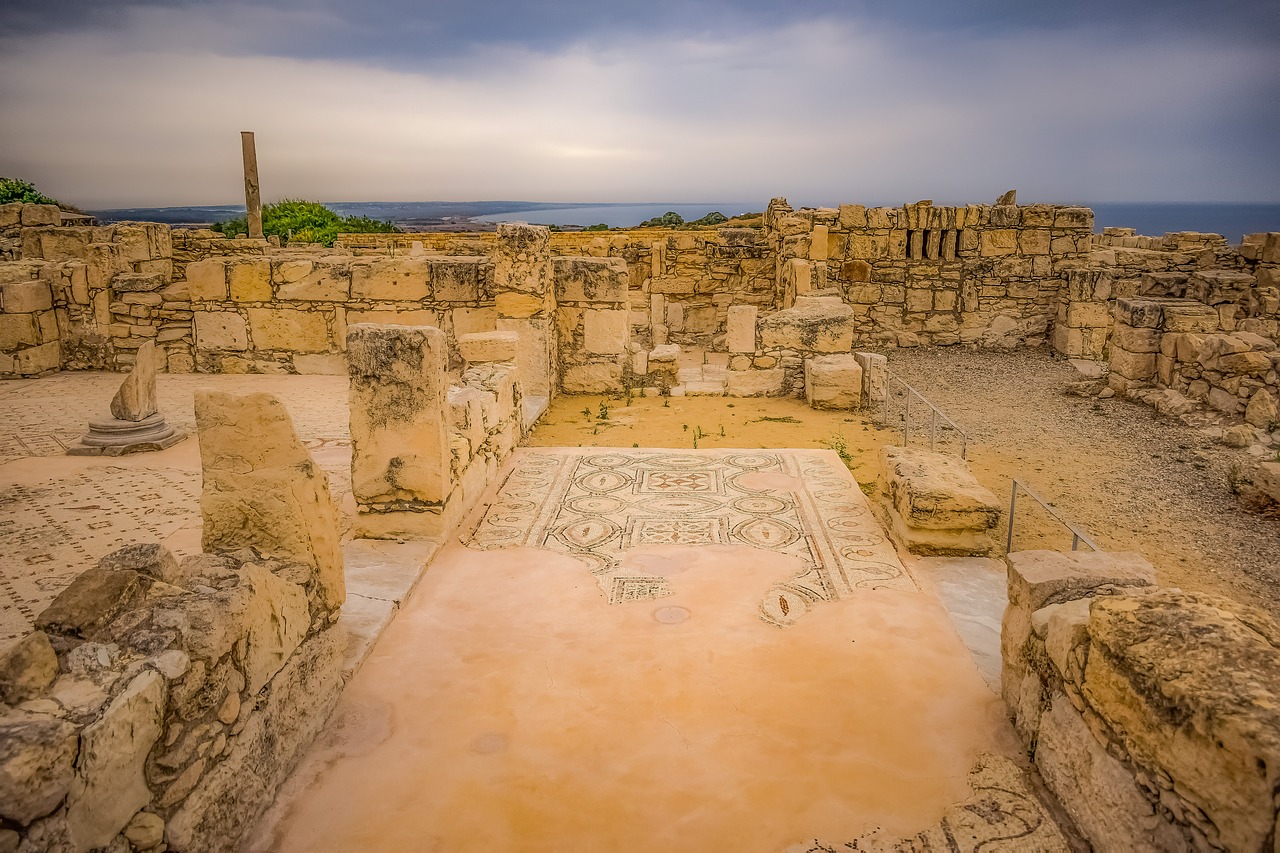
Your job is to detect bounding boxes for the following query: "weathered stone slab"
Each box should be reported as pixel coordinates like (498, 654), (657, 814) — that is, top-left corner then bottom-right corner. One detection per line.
(878, 446), (1001, 556)
(195, 391), (345, 610)
(853, 351), (888, 402)
(1084, 589), (1280, 852)
(804, 354), (862, 410)
(582, 308), (628, 354)
(759, 298), (854, 353)
(724, 368), (783, 397)
(552, 257), (629, 304)
(109, 339), (158, 421)
(458, 331), (518, 364)
(347, 324), (451, 513)
(65, 670), (164, 853)
(725, 305), (758, 353)
(36, 568), (147, 640)
(0, 710), (78, 825)
(0, 632), (58, 705)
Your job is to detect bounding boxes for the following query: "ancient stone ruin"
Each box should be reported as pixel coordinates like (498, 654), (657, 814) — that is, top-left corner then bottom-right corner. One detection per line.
(1, 193), (1278, 851)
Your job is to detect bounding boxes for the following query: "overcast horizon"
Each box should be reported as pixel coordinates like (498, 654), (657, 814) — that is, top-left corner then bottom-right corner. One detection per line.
(2, 1), (1277, 209)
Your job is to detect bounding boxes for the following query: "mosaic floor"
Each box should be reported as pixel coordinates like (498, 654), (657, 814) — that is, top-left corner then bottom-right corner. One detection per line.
(466, 448), (913, 626)
(0, 373), (352, 642)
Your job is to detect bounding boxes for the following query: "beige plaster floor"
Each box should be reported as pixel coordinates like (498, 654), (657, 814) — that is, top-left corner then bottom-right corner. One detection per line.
(253, 450), (1067, 852)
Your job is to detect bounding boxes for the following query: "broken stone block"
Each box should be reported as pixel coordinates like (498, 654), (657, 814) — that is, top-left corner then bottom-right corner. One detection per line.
(457, 331), (518, 364)
(877, 446), (1001, 557)
(36, 568), (147, 640)
(1084, 589), (1280, 852)
(347, 324), (450, 509)
(0, 710), (79, 825)
(1112, 298), (1164, 329)
(1244, 390), (1278, 429)
(552, 257), (628, 303)
(759, 296), (854, 353)
(582, 308), (629, 354)
(0, 632), (58, 705)
(725, 305), (758, 353)
(195, 391), (345, 610)
(65, 670), (164, 853)
(853, 352), (888, 402)
(241, 564), (310, 693)
(724, 368), (784, 397)
(561, 362), (622, 394)
(804, 354), (863, 410)
(109, 339), (158, 421)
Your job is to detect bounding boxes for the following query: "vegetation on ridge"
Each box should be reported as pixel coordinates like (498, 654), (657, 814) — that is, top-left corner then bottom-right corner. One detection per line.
(211, 199), (397, 247)
(0, 177), (78, 211)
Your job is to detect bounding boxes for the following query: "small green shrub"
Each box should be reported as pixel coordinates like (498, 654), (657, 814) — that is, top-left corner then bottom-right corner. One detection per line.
(0, 177), (66, 208)
(211, 199), (396, 247)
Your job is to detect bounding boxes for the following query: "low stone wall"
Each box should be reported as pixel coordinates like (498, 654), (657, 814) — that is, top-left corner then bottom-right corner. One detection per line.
(0, 390), (346, 853)
(1001, 550), (1280, 851)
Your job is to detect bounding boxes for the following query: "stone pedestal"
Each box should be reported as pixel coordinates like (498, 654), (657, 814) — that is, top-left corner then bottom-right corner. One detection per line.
(68, 413), (185, 456)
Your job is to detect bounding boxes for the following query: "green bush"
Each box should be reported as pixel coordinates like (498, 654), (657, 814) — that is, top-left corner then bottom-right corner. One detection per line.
(689, 211), (728, 226)
(639, 211), (686, 227)
(583, 223), (609, 231)
(211, 199), (396, 247)
(0, 177), (62, 207)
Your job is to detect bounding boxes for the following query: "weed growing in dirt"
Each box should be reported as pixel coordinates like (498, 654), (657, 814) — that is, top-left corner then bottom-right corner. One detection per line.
(821, 433), (853, 466)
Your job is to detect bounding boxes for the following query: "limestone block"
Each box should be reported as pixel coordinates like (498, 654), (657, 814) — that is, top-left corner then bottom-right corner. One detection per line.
(1245, 390), (1278, 429)
(291, 353), (347, 375)
(1208, 350), (1270, 376)
(9, 341), (61, 375)
(97, 542), (181, 585)
(451, 306), (497, 337)
(726, 305), (758, 353)
(1019, 229), (1051, 255)
(194, 311), (248, 351)
(0, 632), (58, 705)
(347, 324), (451, 510)
(583, 308), (629, 355)
(350, 257), (430, 301)
(347, 308), (439, 328)
(448, 387), (487, 452)
(1188, 270), (1254, 306)
(1084, 590), (1280, 853)
(241, 564), (309, 693)
(431, 257), (486, 302)
(1, 280), (53, 313)
(0, 314), (38, 349)
(0, 710), (78, 825)
(648, 344), (679, 363)
(495, 224), (551, 296)
(186, 259), (228, 301)
(1065, 301), (1110, 329)
(809, 224), (829, 261)
(853, 352), (888, 402)
(20, 204), (61, 226)
(31, 228), (91, 261)
(36, 568), (146, 639)
(65, 670), (164, 853)
(229, 259), (272, 302)
(195, 391), (345, 609)
(496, 316), (553, 400)
(759, 298), (854, 354)
(0, 203), (20, 228)
(458, 331), (519, 364)
(804, 355), (863, 410)
(109, 339), (158, 421)
(1113, 298), (1164, 329)
(879, 446), (1001, 558)
(495, 291), (544, 318)
(553, 257), (629, 303)
(165, 627), (343, 853)
(247, 308), (330, 352)
(1036, 693), (1182, 852)
(979, 229), (1017, 256)
(725, 368), (784, 397)
(273, 257), (350, 301)
(784, 258), (813, 294)
(562, 362), (622, 394)
(111, 272), (165, 293)
(1109, 346), (1156, 381)
(1110, 324), (1161, 354)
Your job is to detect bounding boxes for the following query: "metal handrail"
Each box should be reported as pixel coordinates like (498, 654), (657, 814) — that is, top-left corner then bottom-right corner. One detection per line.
(1006, 478), (1101, 553)
(884, 371), (969, 459)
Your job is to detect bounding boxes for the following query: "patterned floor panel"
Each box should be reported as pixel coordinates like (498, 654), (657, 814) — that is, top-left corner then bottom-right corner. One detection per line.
(465, 448), (915, 626)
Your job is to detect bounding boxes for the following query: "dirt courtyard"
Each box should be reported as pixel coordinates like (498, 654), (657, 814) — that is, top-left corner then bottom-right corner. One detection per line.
(528, 348), (1280, 621)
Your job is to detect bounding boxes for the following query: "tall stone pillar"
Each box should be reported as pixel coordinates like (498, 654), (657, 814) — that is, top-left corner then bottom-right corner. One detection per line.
(347, 323), (455, 539)
(241, 131), (264, 240)
(493, 223), (555, 403)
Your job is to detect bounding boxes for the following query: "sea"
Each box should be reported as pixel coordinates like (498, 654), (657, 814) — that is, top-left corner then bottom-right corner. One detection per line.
(87, 200), (1280, 243)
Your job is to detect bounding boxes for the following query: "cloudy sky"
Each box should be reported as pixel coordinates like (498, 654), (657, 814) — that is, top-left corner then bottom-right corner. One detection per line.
(1, 0), (1277, 208)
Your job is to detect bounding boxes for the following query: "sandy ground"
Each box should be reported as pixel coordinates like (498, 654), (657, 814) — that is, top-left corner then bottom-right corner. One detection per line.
(527, 350), (1280, 620)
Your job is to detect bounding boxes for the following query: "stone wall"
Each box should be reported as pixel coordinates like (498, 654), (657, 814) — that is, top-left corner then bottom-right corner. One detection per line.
(1001, 550), (1280, 851)
(0, 391), (345, 853)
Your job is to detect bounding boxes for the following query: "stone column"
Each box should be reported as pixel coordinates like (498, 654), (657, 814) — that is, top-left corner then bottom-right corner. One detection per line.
(493, 223), (554, 401)
(241, 131), (264, 240)
(347, 323), (455, 539)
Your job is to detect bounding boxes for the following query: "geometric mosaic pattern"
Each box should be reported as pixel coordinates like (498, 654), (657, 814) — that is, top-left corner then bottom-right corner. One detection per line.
(465, 449), (914, 626)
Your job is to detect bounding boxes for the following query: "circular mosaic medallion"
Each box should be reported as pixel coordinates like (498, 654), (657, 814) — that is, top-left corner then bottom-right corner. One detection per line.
(732, 495), (790, 515)
(564, 494), (627, 515)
